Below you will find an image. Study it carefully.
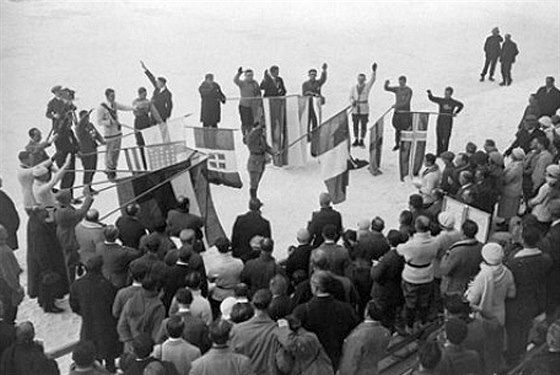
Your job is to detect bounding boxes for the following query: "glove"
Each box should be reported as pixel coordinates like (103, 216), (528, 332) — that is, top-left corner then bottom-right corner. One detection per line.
(372, 63), (377, 71)
(238, 67), (243, 74)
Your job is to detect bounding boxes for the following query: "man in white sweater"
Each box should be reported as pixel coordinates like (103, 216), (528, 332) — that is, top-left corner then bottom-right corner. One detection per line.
(349, 63), (377, 147)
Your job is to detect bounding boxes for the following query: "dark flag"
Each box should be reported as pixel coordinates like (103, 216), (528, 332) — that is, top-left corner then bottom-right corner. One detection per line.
(368, 116), (384, 176)
(399, 112), (429, 180)
(116, 152), (226, 246)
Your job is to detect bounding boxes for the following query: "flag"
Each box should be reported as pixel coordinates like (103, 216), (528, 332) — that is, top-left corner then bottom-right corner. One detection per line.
(122, 141), (192, 173)
(116, 152), (226, 246)
(368, 116), (384, 175)
(311, 107), (350, 204)
(262, 97), (287, 166)
(193, 127), (243, 189)
(399, 112), (429, 180)
(262, 96), (308, 167)
(299, 96), (322, 156)
(141, 115), (189, 145)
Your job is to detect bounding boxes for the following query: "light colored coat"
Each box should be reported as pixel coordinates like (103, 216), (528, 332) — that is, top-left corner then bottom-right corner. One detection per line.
(349, 73), (376, 115)
(97, 101), (132, 138)
(498, 160), (523, 218)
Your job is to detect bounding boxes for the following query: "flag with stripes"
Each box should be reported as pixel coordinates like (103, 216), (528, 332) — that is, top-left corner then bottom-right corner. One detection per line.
(116, 153), (226, 246)
(368, 116), (384, 175)
(262, 96), (308, 167)
(141, 115), (189, 145)
(123, 141), (191, 173)
(299, 96), (322, 157)
(193, 127), (243, 189)
(311, 107), (350, 204)
(399, 112), (429, 180)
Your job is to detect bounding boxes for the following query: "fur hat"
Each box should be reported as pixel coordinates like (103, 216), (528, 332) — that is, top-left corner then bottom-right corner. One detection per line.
(481, 243), (504, 265)
(438, 212), (455, 230)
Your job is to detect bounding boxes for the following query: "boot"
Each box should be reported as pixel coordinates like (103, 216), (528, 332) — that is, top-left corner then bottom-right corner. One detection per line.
(479, 75), (485, 82)
(352, 139), (359, 147)
(489, 76), (495, 82)
(358, 139), (365, 148)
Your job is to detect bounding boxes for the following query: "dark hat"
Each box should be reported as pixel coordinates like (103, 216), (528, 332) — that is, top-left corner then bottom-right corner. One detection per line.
(445, 318), (468, 345)
(51, 85), (62, 94)
(249, 198), (263, 210)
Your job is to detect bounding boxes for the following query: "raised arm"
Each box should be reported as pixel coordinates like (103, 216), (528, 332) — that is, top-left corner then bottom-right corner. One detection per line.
(234, 67), (243, 87)
(384, 80), (397, 92)
(48, 154), (72, 188)
(365, 63), (377, 91)
(318, 63), (328, 86)
(427, 90), (441, 104)
(140, 60), (157, 88)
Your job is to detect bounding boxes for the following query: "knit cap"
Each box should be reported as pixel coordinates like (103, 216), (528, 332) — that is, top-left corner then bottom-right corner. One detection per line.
(481, 243), (504, 265)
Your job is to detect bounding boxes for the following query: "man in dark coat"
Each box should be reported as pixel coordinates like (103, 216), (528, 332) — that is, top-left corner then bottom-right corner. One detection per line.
(284, 228), (313, 280)
(427, 87), (464, 156)
(115, 203), (148, 250)
(292, 271), (359, 370)
(162, 246), (207, 311)
(199, 74), (226, 128)
(499, 34), (519, 86)
(96, 225), (140, 289)
(480, 27), (503, 82)
(307, 192), (343, 248)
(0, 321), (59, 375)
(0, 177), (20, 250)
(26, 207), (69, 313)
(260, 66), (287, 97)
(75, 110), (104, 190)
(70, 256), (122, 372)
(539, 199), (560, 321)
(535, 76), (560, 117)
(384, 76), (413, 150)
(504, 114), (546, 156)
(231, 198), (271, 262)
(166, 197), (204, 240)
(140, 61), (173, 123)
(240, 238), (285, 298)
(302, 63), (328, 138)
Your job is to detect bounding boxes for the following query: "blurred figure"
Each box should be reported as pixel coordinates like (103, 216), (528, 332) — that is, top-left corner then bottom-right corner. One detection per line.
(199, 73), (226, 128)
(115, 203), (149, 250)
(68, 340), (111, 375)
(427, 87), (464, 156)
(234, 67), (262, 139)
(140, 60), (173, 123)
(0, 176), (20, 250)
(307, 192), (343, 248)
(231, 199), (271, 262)
(499, 33), (519, 86)
(349, 63), (377, 147)
(498, 148), (524, 224)
(75, 110), (105, 191)
(75, 209), (106, 265)
(535, 76), (560, 117)
(0, 225), (23, 324)
(480, 27), (503, 82)
(302, 63), (328, 136)
(385, 76), (413, 150)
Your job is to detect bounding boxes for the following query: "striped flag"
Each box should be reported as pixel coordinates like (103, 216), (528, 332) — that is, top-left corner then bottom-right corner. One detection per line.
(123, 141), (191, 173)
(193, 127), (243, 189)
(299, 96), (322, 156)
(262, 96), (308, 167)
(368, 116), (384, 176)
(311, 107), (351, 204)
(116, 153), (226, 246)
(141, 115), (189, 145)
(399, 112), (429, 180)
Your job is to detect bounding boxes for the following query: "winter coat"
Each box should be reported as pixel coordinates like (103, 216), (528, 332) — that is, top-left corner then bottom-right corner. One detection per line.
(483, 34), (503, 58)
(26, 210), (69, 299)
(370, 248), (405, 309)
(260, 75), (287, 98)
(498, 160), (523, 219)
(231, 211), (271, 261)
(0, 190), (19, 250)
(115, 215), (148, 250)
(338, 321), (390, 375)
(241, 254), (285, 297)
(230, 314), (282, 375)
(276, 326), (334, 375)
(96, 241), (140, 289)
(307, 207), (343, 248)
(466, 263), (516, 326)
(190, 346), (254, 375)
(535, 85), (560, 117)
(505, 249), (552, 323)
(440, 239), (483, 295)
(69, 271), (122, 358)
(199, 81), (226, 125)
(144, 68), (173, 122)
(539, 221), (560, 315)
(0, 342), (59, 375)
(500, 39), (519, 63)
(75, 220), (106, 265)
(156, 310), (211, 353)
(53, 197), (93, 251)
(292, 295), (359, 370)
(117, 289), (165, 344)
(163, 257), (208, 311)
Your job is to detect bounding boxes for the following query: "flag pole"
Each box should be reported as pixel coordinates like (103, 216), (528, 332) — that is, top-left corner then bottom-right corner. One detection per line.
(369, 106), (394, 131)
(275, 105), (352, 156)
(396, 110), (455, 117)
(98, 167), (190, 222)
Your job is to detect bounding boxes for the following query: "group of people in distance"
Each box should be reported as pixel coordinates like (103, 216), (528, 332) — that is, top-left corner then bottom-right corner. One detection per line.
(480, 26), (520, 86)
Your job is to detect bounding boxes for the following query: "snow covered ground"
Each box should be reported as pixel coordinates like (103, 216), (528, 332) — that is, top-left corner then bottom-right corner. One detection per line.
(1, 0), (559, 369)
